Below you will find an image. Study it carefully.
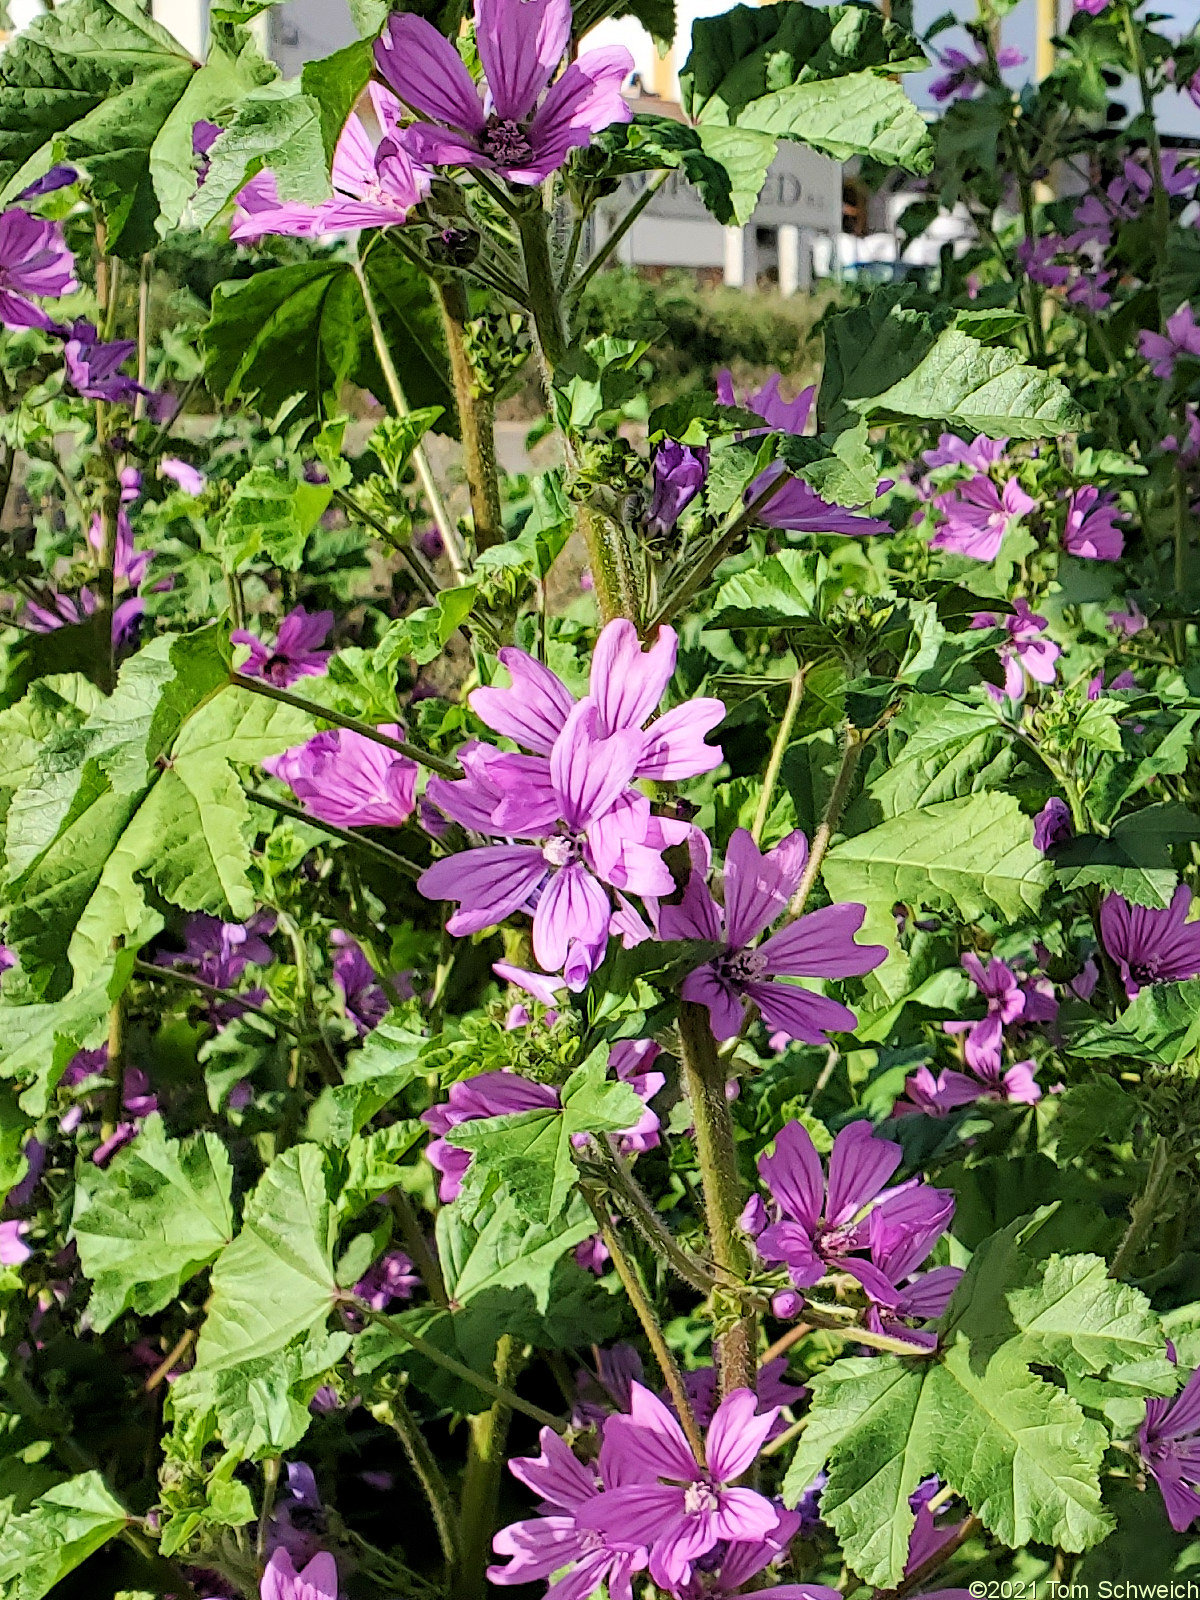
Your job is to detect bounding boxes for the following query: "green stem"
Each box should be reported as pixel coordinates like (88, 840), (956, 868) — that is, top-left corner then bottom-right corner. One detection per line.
(516, 202), (567, 370)
(256, 1457), (280, 1569)
(332, 487), (439, 602)
(133, 251), (152, 423)
(568, 170), (670, 303)
(389, 1187), (449, 1307)
(246, 788), (422, 880)
(1121, 0), (1170, 266)
(648, 472), (789, 634)
(370, 1312), (565, 1431)
(453, 1334), (521, 1600)
(583, 1188), (707, 1464)
(789, 722), (862, 917)
(133, 958), (304, 1041)
(230, 673), (463, 779)
(584, 1135), (722, 1294)
(578, 503), (642, 626)
(752, 666), (805, 844)
(94, 450), (122, 692)
(437, 277), (504, 551)
(677, 1000), (757, 1397)
(367, 1385), (460, 1570)
(351, 247), (469, 581)
(1110, 1134), (1176, 1279)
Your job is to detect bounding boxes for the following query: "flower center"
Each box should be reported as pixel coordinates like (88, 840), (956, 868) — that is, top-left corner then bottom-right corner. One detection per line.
(683, 1480), (721, 1515)
(1128, 954), (1164, 985)
(716, 947), (769, 986)
(484, 115), (533, 165)
(542, 831), (585, 869)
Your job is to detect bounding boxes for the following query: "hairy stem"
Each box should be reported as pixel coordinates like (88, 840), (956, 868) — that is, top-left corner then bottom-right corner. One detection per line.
(583, 1187), (707, 1464)
(134, 251), (152, 422)
(368, 1386), (460, 1571)
(752, 665), (805, 845)
(351, 248), (469, 581)
(585, 1135), (721, 1294)
(648, 472), (789, 634)
(1121, 0), (1170, 263)
(389, 1187), (449, 1308)
(677, 1000), (757, 1397)
(1110, 1133), (1176, 1280)
(453, 1334), (521, 1600)
(230, 673), (463, 779)
(437, 277), (504, 551)
(256, 1457), (280, 1570)
(132, 958), (304, 1040)
(568, 170), (671, 303)
(578, 503), (642, 626)
(246, 788), (422, 879)
(789, 722), (862, 918)
(516, 202), (566, 370)
(370, 1312), (564, 1431)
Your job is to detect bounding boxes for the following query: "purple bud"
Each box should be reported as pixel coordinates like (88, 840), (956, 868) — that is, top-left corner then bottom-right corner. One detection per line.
(646, 441), (708, 540)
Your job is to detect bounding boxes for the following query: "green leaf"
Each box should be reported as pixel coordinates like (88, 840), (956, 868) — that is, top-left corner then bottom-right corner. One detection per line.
(869, 695), (1018, 816)
(72, 1113), (235, 1331)
(1070, 978), (1200, 1067)
(361, 237), (455, 424)
(190, 80), (330, 229)
(1005, 1252), (1165, 1380)
(0, 947), (134, 1114)
(1054, 1079), (1138, 1163)
(0, 1472), (127, 1600)
(305, 1010), (428, 1145)
(0, 0), (197, 254)
(824, 792), (1051, 922)
(214, 465), (332, 571)
(449, 1048), (645, 1225)
(681, 2), (932, 171)
(779, 422), (880, 507)
(859, 328), (1084, 438)
(194, 1144), (338, 1370)
(301, 40), (372, 163)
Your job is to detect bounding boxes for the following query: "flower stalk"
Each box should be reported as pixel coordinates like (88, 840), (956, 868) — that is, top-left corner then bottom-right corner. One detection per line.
(437, 276), (504, 551)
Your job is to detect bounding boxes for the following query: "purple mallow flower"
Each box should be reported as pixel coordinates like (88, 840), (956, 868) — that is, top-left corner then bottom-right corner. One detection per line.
(930, 41), (1025, 103)
(420, 620), (721, 979)
(234, 606), (333, 687)
(970, 598), (1059, 701)
(332, 931), (402, 1034)
(646, 441), (707, 540)
(717, 369), (889, 536)
(19, 165), (78, 199)
(661, 829), (886, 1044)
(375, 0), (632, 188)
(353, 1248), (419, 1310)
(1033, 796), (1074, 853)
(0, 1220), (31, 1267)
(155, 911), (275, 1023)
(490, 1424), (649, 1600)
(0, 208), (77, 330)
(1017, 235), (1071, 288)
(63, 321), (160, 409)
(922, 432), (1008, 475)
(265, 725), (418, 829)
(1140, 305), (1200, 381)
(1100, 886), (1200, 998)
(25, 586), (144, 649)
(233, 84), (431, 241)
(1140, 1366), (1200, 1533)
(261, 1549), (338, 1600)
(944, 951), (1053, 1074)
(575, 1384), (782, 1590)
(1064, 486), (1124, 560)
(752, 1119), (959, 1336)
(1109, 598), (1148, 636)
(931, 474), (1035, 561)
(160, 457), (206, 494)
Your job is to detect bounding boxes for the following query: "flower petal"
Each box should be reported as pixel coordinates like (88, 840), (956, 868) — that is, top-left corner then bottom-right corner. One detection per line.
(476, 0), (571, 122)
(706, 1389), (780, 1483)
(375, 13), (486, 132)
(825, 1121), (902, 1228)
(471, 646), (575, 753)
(590, 619), (677, 737)
(758, 902), (886, 978)
(533, 862), (609, 972)
(757, 1120), (824, 1232)
(419, 845), (545, 934)
(723, 829), (808, 949)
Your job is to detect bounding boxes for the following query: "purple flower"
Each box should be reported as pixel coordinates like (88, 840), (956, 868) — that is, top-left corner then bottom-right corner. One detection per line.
(88, 509), (152, 588)
(193, 120), (222, 159)
(944, 952), (1026, 1072)
(331, 932), (400, 1034)
(234, 606), (333, 687)
(0, 208), (77, 330)
(19, 165), (78, 199)
(261, 1549), (338, 1600)
(970, 598), (1060, 701)
(421, 621), (722, 979)
(0, 945), (14, 983)
(929, 42), (1025, 103)
(1140, 305), (1200, 380)
(715, 371), (814, 435)
(375, 0), (633, 188)
(1100, 885), (1200, 997)
(232, 85), (431, 242)
(577, 1384), (782, 1590)
(754, 1119), (957, 1335)
(575, 1234), (611, 1274)
(353, 1249), (419, 1310)
(0, 1219), (31, 1266)
(1064, 486), (1125, 560)
(160, 457), (206, 495)
(63, 321), (144, 406)
(1075, 0), (1108, 12)
(490, 1426), (648, 1600)
(646, 441), (707, 540)
(683, 1356), (806, 1441)
(905, 1479), (968, 1573)
(265, 725), (418, 828)
(1109, 598), (1148, 636)
(1140, 1366), (1200, 1532)
(895, 1065), (983, 1119)
(661, 829), (886, 1044)
(5, 1136), (45, 1210)
(667, 1508), (825, 1600)
(1017, 235), (1070, 287)
(1033, 796), (1074, 853)
(931, 474), (1036, 561)
(24, 586), (144, 649)
(1088, 668), (1137, 699)
(922, 433), (1008, 474)
(1066, 269), (1114, 313)
(156, 911), (275, 1022)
